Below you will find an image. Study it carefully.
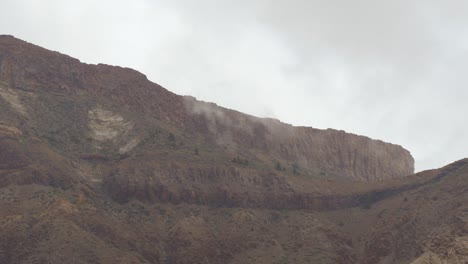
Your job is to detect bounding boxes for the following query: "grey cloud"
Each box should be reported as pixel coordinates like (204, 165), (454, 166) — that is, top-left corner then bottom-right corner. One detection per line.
(1, 0), (467, 171)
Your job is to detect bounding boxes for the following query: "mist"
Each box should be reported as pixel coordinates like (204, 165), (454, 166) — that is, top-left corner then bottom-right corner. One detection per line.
(1, 0), (467, 171)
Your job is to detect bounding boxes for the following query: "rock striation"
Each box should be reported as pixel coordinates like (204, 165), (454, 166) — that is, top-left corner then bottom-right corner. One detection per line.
(0, 36), (467, 264)
(0, 35), (413, 186)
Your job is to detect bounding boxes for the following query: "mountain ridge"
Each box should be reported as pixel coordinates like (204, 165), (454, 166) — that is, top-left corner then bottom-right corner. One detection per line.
(0, 35), (414, 182)
(2, 36), (465, 264)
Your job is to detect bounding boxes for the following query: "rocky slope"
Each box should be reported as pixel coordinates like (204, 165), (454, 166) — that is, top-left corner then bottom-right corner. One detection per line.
(0, 156), (466, 264)
(0, 36), (465, 264)
(0, 35), (413, 183)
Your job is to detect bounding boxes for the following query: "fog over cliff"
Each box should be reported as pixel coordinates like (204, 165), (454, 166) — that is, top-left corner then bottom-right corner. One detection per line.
(1, 0), (467, 171)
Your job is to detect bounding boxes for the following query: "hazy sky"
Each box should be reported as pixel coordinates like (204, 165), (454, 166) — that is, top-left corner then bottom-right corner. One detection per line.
(1, 0), (467, 171)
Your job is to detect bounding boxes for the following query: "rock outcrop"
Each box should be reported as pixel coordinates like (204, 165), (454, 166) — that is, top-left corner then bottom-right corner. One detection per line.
(0, 36), (467, 264)
(187, 97), (414, 180)
(0, 35), (413, 184)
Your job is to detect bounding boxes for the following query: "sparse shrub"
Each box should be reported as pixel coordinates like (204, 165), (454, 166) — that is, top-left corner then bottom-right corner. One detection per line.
(270, 211), (281, 222)
(232, 156), (249, 166)
(292, 163), (300, 175)
(168, 133), (175, 141)
(146, 128), (160, 144)
(275, 161), (286, 171)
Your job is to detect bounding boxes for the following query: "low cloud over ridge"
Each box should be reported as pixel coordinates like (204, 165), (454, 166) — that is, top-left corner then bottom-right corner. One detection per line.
(1, 0), (467, 171)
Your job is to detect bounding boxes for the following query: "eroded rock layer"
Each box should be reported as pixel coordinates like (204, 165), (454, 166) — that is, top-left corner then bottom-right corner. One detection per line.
(0, 35), (413, 184)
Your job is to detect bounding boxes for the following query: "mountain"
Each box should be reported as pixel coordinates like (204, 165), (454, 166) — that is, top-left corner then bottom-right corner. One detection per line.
(0, 36), (466, 264)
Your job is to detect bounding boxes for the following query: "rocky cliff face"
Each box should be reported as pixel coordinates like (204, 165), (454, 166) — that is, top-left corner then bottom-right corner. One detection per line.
(0, 35), (413, 185)
(0, 36), (466, 264)
(186, 97), (414, 180)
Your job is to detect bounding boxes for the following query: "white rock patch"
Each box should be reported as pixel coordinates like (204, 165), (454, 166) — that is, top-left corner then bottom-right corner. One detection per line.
(119, 138), (140, 154)
(0, 86), (28, 115)
(88, 107), (140, 154)
(88, 107), (132, 141)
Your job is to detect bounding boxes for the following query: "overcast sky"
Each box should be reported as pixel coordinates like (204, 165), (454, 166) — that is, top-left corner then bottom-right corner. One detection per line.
(1, 0), (467, 171)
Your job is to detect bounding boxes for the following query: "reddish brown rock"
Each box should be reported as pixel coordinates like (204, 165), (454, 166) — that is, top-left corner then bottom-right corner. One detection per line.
(0, 36), (466, 264)
(0, 35), (413, 183)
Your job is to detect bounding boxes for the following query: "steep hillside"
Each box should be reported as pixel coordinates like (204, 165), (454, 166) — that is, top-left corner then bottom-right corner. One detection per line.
(0, 154), (466, 263)
(1, 36), (465, 264)
(0, 35), (413, 184)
